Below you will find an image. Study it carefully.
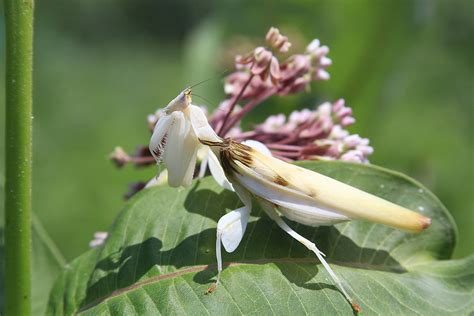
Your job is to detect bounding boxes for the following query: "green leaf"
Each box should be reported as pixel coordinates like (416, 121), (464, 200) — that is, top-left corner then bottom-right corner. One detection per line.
(0, 215), (66, 315)
(47, 161), (474, 315)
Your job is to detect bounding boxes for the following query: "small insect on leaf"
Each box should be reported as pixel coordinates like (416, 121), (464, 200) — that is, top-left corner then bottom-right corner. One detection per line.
(351, 302), (362, 313)
(204, 283), (217, 295)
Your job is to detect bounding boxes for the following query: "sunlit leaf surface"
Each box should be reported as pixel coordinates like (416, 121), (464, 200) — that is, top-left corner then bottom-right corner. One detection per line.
(47, 161), (473, 315)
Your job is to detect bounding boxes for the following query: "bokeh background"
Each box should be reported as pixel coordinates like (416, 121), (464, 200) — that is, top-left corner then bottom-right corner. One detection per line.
(0, 0), (472, 261)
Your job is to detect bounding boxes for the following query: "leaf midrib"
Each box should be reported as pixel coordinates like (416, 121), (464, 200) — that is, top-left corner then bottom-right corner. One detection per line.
(78, 256), (412, 313)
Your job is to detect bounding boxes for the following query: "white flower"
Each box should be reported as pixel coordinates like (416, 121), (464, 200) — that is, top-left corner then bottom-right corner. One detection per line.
(149, 88), (220, 187)
(203, 138), (431, 308)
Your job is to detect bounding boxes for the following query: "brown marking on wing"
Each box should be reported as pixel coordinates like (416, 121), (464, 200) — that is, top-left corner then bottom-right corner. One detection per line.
(273, 175), (289, 187)
(307, 189), (317, 198)
(214, 138), (255, 175)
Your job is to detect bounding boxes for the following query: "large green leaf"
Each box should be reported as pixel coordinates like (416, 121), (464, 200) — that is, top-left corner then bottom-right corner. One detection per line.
(47, 161), (474, 315)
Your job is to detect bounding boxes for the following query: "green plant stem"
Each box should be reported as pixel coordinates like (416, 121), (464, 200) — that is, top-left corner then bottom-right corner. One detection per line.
(4, 0), (34, 315)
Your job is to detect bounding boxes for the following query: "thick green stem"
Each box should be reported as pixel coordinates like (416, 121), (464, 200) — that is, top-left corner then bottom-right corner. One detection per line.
(4, 0), (34, 315)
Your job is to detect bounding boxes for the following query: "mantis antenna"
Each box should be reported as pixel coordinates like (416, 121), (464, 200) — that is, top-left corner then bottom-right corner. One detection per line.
(188, 70), (230, 89)
(191, 93), (218, 108)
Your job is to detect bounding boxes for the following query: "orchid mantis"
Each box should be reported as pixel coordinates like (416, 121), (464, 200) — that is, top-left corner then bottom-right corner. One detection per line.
(150, 88), (431, 311)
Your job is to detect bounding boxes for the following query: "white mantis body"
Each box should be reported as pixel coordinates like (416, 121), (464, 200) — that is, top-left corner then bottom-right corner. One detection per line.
(150, 88), (431, 311)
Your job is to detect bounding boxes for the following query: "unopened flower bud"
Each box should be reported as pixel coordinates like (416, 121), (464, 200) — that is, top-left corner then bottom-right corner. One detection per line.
(109, 146), (131, 168)
(314, 69), (330, 81)
(265, 27), (292, 53)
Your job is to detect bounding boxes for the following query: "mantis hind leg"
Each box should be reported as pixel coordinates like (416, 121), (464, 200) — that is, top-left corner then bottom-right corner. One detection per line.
(257, 198), (361, 312)
(205, 231), (223, 295)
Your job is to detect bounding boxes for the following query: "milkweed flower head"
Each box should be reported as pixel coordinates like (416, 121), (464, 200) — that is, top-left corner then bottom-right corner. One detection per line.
(214, 99), (373, 163)
(111, 26), (371, 194)
(224, 28), (331, 101)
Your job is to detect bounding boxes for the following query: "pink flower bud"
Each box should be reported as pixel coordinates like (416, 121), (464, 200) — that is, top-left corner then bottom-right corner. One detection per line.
(109, 147), (131, 168)
(314, 69), (330, 81)
(253, 48), (273, 76)
(289, 109), (314, 126)
(330, 125), (349, 139)
(327, 142), (344, 157)
(344, 134), (363, 148)
(357, 144), (374, 155)
(315, 45), (330, 58)
(261, 114), (286, 132)
(269, 56), (281, 83)
(265, 27), (292, 53)
(336, 107), (353, 119)
(319, 57), (332, 67)
(306, 39), (321, 53)
(266, 27), (279, 43)
(332, 99), (345, 112)
(341, 150), (364, 163)
(341, 116), (356, 126)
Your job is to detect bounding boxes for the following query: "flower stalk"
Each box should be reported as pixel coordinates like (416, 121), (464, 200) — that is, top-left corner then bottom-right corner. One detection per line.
(4, 0), (35, 315)
(217, 73), (255, 136)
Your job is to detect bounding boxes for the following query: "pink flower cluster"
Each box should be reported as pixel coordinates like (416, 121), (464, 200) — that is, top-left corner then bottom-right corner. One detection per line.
(226, 99), (373, 163)
(224, 29), (331, 100)
(110, 27), (374, 198)
(218, 28), (332, 136)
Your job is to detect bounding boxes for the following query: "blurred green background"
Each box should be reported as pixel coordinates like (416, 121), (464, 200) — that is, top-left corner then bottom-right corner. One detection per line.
(0, 0), (472, 261)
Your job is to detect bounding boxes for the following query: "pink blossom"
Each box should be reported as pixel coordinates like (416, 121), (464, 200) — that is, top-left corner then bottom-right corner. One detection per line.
(266, 27), (292, 53)
(344, 134), (364, 148)
(112, 27), (374, 199)
(235, 46), (280, 84)
(330, 125), (349, 139)
(260, 114), (287, 132)
(224, 71), (272, 99)
(289, 109), (314, 126)
(341, 150), (366, 163)
(236, 99), (372, 162)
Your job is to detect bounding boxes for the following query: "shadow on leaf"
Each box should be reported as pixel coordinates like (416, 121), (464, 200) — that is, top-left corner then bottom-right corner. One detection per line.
(183, 183), (240, 223)
(80, 216), (404, 310)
